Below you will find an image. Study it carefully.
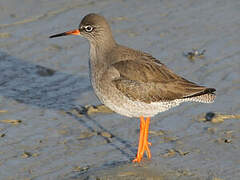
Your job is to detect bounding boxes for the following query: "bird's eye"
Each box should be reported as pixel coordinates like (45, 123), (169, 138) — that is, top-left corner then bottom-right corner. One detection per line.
(84, 25), (93, 32)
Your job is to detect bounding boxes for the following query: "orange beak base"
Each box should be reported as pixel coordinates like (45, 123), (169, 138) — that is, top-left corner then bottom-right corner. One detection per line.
(49, 29), (80, 38)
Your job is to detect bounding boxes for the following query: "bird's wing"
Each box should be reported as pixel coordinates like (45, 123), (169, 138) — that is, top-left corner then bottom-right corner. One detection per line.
(106, 58), (215, 103)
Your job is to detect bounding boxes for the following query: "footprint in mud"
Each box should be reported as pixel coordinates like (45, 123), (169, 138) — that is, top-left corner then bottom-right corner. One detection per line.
(36, 65), (55, 77)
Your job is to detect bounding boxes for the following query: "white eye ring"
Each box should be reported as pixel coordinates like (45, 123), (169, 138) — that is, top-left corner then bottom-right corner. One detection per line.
(84, 25), (93, 32)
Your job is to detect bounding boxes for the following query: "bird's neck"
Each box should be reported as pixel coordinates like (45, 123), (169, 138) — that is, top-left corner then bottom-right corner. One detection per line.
(88, 38), (116, 89)
(89, 37), (116, 67)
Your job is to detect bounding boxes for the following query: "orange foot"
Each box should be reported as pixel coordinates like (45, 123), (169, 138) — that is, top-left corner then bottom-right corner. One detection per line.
(133, 116), (152, 163)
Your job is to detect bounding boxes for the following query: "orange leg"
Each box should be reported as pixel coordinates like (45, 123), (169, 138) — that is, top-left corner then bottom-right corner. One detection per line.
(133, 116), (145, 162)
(133, 116), (151, 163)
(142, 117), (152, 159)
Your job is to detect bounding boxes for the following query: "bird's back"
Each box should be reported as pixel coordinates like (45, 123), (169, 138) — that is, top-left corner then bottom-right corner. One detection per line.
(104, 45), (216, 103)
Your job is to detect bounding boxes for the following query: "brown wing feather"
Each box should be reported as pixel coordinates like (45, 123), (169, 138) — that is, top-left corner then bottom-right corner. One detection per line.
(111, 58), (215, 103)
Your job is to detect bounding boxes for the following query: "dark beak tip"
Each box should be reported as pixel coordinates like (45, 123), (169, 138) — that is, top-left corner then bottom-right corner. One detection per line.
(49, 34), (57, 39)
(49, 32), (67, 39)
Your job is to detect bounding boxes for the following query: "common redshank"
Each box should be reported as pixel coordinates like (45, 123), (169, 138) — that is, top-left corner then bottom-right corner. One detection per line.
(49, 13), (216, 163)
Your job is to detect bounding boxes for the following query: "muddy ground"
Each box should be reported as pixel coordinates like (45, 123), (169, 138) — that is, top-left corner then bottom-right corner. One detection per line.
(0, 0), (240, 179)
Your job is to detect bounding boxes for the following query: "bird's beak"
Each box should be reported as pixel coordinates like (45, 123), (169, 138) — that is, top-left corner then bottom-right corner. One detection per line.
(49, 29), (80, 38)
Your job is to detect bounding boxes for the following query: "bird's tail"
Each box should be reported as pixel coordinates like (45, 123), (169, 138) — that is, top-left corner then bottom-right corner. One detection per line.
(184, 88), (216, 103)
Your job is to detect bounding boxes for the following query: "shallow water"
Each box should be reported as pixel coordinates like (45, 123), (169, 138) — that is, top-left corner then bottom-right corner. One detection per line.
(0, 0), (240, 179)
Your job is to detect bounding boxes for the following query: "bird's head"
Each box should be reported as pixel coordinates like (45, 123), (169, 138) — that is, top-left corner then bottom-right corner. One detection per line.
(49, 13), (115, 46)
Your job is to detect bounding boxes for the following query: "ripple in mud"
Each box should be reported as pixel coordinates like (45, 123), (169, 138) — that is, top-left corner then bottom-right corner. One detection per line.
(0, 52), (90, 110)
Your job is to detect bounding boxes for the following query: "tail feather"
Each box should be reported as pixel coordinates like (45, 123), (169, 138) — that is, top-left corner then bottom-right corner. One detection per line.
(184, 88), (216, 103)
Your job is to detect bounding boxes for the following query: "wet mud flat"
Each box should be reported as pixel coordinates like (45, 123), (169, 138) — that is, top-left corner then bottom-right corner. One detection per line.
(1, 0), (240, 179)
